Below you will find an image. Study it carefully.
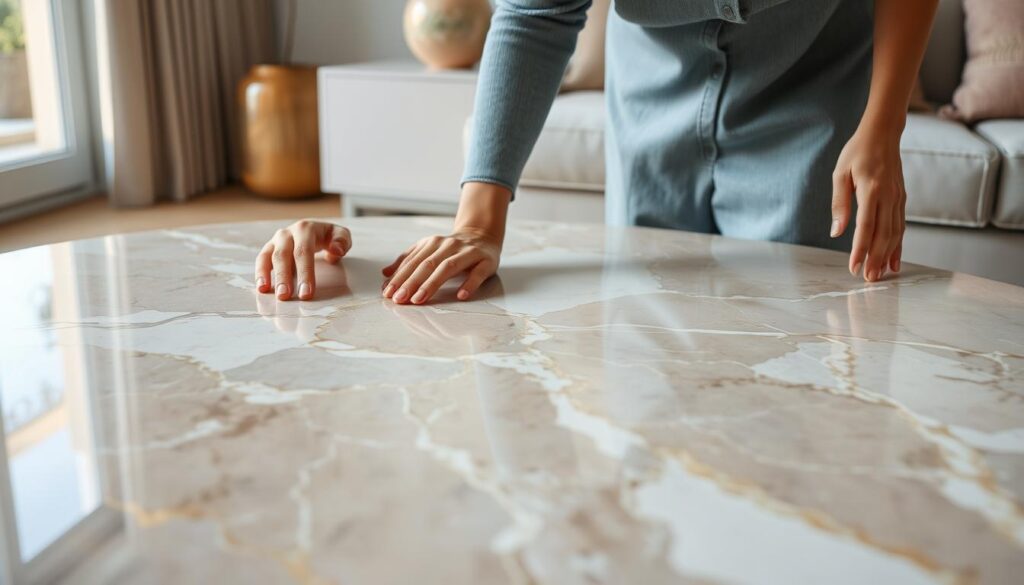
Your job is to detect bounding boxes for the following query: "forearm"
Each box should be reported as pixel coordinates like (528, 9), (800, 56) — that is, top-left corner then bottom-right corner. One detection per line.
(384, 3), (589, 304)
(860, 0), (938, 134)
(462, 0), (591, 194)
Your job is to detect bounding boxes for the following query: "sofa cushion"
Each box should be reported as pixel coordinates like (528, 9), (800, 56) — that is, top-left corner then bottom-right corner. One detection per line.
(901, 113), (1000, 228)
(463, 91), (605, 192)
(976, 119), (1024, 230)
(520, 91), (605, 191)
(939, 0), (1024, 122)
(561, 0), (610, 92)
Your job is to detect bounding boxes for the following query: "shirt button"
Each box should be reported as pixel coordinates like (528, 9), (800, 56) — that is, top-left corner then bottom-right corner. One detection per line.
(721, 4), (735, 20)
(711, 62), (725, 79)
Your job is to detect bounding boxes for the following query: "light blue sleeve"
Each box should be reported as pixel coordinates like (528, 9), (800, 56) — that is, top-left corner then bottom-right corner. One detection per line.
(461, 0), (592, 196)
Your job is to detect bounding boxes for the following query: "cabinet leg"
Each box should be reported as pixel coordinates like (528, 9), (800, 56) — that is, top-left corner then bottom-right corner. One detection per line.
(341, 194), (360, 218)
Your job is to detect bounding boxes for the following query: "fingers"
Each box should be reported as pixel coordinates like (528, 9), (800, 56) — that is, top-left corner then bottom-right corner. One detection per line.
(830, 168), (854, 238)
(255, 220), (351, 300)
(383, 231), (502, 305)
(890, 181), (906, 273)
(882, 184), (903, 276)
(864, 191), (893, 283)
(322, 224), (352, 265)
(409, 251), (479, 304)
(294, 237), (316, 300)
(849, 191), (875, 278)
(292, 220), (345, 300)
(837, 134), (906, 283)
(272, 230), (296, 300)
(384, 237), (443, 302)
(393, 241), (457, 304)
(255, 242), (274, 293)
(458, 261), (495, 301)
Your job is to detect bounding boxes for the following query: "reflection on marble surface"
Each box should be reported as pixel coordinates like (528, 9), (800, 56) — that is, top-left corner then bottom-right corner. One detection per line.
(0, 217), (1022, 584)
(0, 245), (104, 565)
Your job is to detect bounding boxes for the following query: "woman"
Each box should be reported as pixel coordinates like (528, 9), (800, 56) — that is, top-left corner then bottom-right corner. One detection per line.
(256, 0), (937, 303)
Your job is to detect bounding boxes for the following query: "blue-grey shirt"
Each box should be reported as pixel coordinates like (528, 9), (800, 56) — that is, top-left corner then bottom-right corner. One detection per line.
(463, 0), (806, 193)
(462, 0), (873, 249)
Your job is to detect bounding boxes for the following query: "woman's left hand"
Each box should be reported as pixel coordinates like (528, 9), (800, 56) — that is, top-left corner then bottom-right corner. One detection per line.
(830, 125), (907, 282)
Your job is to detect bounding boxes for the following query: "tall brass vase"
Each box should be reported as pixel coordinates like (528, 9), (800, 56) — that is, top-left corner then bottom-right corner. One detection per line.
(238, 65), (320, 198)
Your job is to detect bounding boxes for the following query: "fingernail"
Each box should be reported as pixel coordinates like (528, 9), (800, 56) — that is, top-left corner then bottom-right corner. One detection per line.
(276, 283), (288, 298)
(394, 288), (408, 303)
(411, 290), (425, 304)
(830, 219), (840, 237)
(299, 282), (311, 299)
(457, 290), (469, 301)
(383, 284), (394, 298)
(851, 261), (862, 276)
(867, 269), (877, 282)
(256, 276), (266, 290)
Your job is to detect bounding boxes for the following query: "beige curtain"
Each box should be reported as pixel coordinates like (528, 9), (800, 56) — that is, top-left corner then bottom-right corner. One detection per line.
(103, 0), (275, 206)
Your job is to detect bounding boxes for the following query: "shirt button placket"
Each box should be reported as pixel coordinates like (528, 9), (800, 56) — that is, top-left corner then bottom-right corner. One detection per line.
(700, 22), (726, 163)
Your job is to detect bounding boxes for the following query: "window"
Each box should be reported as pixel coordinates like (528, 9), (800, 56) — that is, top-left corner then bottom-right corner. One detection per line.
(0, 241), (120, 585)
(0, 0), (94, 210)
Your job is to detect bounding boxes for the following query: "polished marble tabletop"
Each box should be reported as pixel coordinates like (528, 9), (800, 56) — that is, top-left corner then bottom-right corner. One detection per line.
(0, 217), (1022, 584)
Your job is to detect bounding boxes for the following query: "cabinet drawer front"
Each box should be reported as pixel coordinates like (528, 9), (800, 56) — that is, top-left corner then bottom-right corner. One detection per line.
(320, 73), (476, 201)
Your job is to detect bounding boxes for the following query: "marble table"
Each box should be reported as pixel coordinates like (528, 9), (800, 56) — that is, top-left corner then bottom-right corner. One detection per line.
(1, 217), (1022, 584)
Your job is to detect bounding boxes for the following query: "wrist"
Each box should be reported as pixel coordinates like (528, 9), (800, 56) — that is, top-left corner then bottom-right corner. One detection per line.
(858, 104), (907, 141)
(454, 182), (511, 243)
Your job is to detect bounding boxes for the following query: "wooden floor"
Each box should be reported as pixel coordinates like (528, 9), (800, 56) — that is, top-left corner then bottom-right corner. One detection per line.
(0, 185), (341, 254)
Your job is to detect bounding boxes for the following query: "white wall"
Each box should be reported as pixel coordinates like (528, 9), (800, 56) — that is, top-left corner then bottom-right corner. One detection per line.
(273, 0), (412, 65)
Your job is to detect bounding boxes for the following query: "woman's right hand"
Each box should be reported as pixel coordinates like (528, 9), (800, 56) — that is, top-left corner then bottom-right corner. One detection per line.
(255, 219), (352, 301)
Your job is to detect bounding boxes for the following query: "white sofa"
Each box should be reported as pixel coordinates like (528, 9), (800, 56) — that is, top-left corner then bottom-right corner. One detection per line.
(492, 0), (1024, 285)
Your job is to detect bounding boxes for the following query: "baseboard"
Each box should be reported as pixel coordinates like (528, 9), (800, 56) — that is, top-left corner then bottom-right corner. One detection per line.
(0, 184), (100, 225)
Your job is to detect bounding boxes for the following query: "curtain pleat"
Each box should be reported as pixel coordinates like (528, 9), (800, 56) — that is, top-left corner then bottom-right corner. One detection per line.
(196, 1), (220, 191)
(104, 0), (274, 205)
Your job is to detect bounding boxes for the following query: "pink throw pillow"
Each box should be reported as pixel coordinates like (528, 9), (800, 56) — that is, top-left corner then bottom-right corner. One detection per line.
(940, 0), (1024, 122)
(561, 0), (610, 92)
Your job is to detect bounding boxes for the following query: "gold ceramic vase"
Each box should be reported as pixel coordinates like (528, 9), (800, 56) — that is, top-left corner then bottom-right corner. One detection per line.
(403, 0), (491, 69)
(238, 65), (320, 198)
